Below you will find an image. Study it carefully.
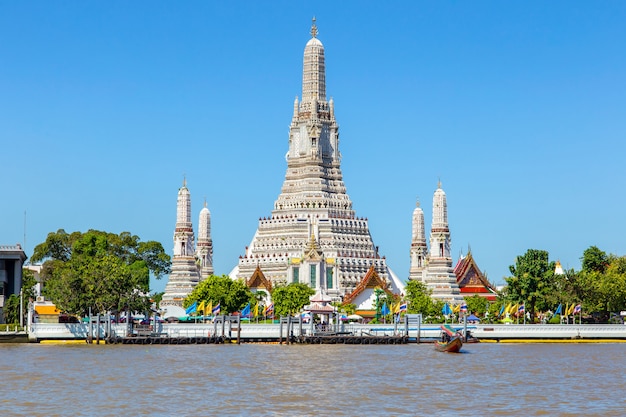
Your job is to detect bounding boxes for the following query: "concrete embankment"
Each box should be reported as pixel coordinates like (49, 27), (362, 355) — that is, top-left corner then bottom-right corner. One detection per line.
(23, 322), (626, 344)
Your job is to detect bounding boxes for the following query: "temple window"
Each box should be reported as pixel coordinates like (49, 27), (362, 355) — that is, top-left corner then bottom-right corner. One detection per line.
(326, 268), (333, 289)
(293, 267), (299, 284)
(310, 265), (317, 288)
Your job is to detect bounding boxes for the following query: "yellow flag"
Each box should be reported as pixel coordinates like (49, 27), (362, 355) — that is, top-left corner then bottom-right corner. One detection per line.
(198, 300), (205, 315)
(567, 304), (575, 315)
(253, 303), (259, 318)
(206, 301), (212, 316)
(505, 303), (512, 314)
(392, 302), (399, 314)
(453, 304), (461, 313)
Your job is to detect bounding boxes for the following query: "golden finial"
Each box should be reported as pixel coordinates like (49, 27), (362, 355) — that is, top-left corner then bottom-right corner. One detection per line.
(183, 174), (187, 187)
(416, 197), (420, 208)
(204, 197), (207, 208)
(310, 16), (318, 38)
(437, 177), (442, 189)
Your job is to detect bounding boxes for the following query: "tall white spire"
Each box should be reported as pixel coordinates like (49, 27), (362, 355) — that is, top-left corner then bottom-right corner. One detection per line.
(174, 178), (193, 256)
(409, 199), (428, 280)
(302, 17), (326, 104)
(196, 199), (214, 280)
(430, 181), (450, 259)
(161, 179), (201, 307)
(233, 20), (405, 300)
(286, 18), (340, 165)
(421, 181), (463, 303)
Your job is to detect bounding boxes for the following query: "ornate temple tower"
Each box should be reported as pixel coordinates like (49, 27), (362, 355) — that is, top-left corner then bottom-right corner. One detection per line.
(196, 200), (214, 280)
(422, 182), (463, 302)
(161, 179), (201, 307)
(233, 19), (404, 300)
(409, 200), (428, 281)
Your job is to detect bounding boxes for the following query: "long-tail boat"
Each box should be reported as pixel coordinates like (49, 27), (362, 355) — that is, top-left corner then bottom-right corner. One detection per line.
(434, 324), (463, 353)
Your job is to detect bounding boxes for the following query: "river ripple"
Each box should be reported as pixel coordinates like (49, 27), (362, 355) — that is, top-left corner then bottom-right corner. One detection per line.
(1, 342), (624, 416)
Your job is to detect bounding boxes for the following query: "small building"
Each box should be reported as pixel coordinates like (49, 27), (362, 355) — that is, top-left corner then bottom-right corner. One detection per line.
(342, 266), (395, 320)
(33, 302), (61, 324)
(454, 250), (497, 302)
(0, 244), (27, 324)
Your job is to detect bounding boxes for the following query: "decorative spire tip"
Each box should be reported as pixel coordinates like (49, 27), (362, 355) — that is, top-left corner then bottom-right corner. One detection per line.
(310, 16), (318, 38)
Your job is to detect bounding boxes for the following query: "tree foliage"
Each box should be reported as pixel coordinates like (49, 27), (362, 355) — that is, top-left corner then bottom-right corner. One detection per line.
(33, 229), (171, 316)
(404, 280), (440, 320)
(506, 249), (555, 323)
(184, 275), (252, 314)
(465, 294), (489, 316)
(271, 283), (315, 317)
(581, 246), (609, 274)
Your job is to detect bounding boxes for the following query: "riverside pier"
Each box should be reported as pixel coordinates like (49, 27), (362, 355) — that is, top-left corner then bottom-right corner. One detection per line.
(23, 313), (626, 344)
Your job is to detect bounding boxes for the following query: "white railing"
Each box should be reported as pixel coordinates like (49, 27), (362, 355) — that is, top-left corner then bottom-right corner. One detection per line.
(27, 322), (626, 341)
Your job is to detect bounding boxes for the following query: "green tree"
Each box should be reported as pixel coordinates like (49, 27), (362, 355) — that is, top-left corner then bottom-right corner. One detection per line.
(465, 295), (488, 316)
(184, 275), (253, 314)
(581, 246), (609, 274)
(404, 280), (440, 320)
(580, 256), (626, 316)
(33, 229), (171, 316)
(271, 283), (314, 317)
(506, 249), (555, 323)
(3, 295), (21, 324)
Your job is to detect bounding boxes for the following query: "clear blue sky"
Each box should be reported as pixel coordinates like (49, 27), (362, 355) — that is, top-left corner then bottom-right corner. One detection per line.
(2, 2), (625, 294)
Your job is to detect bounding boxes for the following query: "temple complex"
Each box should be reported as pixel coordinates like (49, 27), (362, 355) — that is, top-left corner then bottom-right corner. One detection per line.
(409, 182), (464, 303)
(231, 20), (405, 303)
(161, 180), (210, 307)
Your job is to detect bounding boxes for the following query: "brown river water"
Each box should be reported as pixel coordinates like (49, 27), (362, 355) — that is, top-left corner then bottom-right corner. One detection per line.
(1, 342), (624, 416)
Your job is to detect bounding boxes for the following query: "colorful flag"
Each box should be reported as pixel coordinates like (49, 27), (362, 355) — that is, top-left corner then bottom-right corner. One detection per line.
(185, 301), (197, 315)
(392, 302), (400, 314)
(498, 304), (505, 317)
(453, 304), (461, 314)
(573, 304), (582, 314)
(381, 302), (388, 315)
(399, 302), (407, 313)
(504, 303), (512, 314)
(567, 304), (575, 315)
(212, 302), (221, 315)
(240, 303), (251, 318)
(264, 303), (274, 317)
(205, 301), (212, 316)
(518, 304), (525, 313)
(253, 303), (259, 318)
(442, 303), (452, 315)
(197, 300), (205, 315)
(460, 302), (468, 313)
(554, 304), (562, 315)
